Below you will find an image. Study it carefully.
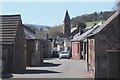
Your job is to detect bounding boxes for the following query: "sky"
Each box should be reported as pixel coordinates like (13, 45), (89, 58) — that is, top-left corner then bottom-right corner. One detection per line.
(1, 2), (116, 26)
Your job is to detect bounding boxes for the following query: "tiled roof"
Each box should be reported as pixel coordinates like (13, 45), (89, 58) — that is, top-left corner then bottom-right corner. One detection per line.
(0, 15), (21, 44)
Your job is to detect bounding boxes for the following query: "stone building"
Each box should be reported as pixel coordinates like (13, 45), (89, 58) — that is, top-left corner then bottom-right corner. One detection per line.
(35, 27), (54, 58)
(87, 10), (120, 78)
(24, 26), (43, 66)
(0, 15), (26, 73)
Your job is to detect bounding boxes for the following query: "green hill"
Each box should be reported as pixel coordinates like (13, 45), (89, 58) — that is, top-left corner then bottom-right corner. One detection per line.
(71, 10), (115, 28)
(86, 20), (103, 27)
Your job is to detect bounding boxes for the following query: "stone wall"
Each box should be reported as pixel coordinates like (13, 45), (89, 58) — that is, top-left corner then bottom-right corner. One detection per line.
(2, 44), (13, 72)
(26, 39), (44, 67)
(26, 40), (34, 66)
(44, 40), (53, 58)
(94, 13), (120, 78)
(39, 40), (44, 64)
(31, 40), (43, 66)
(13, 21), (26, 72)
(107, 50), (120, 78)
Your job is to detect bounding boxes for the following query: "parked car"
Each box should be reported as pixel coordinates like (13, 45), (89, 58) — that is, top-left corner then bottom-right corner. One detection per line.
(59, 51), (70, 59)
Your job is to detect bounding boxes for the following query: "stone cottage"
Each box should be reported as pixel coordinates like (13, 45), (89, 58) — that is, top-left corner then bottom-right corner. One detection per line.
(87, 10), (120, 78)
(0, 15), (26, 73)
(24, 26), (43, 66)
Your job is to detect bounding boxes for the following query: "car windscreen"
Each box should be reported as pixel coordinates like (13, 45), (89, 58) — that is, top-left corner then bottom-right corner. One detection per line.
(61, 52), (68, 54)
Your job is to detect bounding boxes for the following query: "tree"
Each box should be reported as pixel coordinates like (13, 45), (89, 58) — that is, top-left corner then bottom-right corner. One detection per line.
(47, 24), (63, 38)
(77, 22), (86, 29)
(100, 11), (103, 20)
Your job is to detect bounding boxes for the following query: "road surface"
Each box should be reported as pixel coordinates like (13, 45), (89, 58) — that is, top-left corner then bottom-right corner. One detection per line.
(11, 58), (91, 78)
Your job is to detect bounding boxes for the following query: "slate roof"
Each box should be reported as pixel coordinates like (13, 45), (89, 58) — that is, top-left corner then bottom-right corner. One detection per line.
(82, 26), (93, 32)
(0, 15), (21, 44)
(72, 26), (93, 39)
(71, 22), (102, 41)
(23, 25), (37, 40)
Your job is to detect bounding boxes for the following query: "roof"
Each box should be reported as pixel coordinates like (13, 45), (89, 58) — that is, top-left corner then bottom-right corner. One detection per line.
(36, 30), (53, 39)
(89, 10), (119, 36)
(71, 26), (92, 37)
(24, 25), (37, 40)
(64, 10), (71, 22)
(83, 39), (87, 42)
(71, 27), (77, 33)
(0, 14), (21, 44)
(71, 22), (102, 41)
(55, 38), (64, 45)
(82, 26), (93, 32)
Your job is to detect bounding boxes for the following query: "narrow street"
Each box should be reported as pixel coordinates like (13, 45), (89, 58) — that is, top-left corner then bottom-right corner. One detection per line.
(12, 58), (90, 78)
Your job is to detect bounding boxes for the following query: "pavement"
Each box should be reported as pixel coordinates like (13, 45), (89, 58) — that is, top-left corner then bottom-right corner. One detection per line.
(10, 58), (91, 78)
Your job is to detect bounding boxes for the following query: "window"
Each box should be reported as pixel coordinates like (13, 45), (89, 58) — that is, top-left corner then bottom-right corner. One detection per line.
(36, 42), (38, 50)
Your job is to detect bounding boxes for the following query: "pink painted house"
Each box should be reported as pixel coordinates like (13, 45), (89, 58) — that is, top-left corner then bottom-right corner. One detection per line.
(71, 41), (81, 59)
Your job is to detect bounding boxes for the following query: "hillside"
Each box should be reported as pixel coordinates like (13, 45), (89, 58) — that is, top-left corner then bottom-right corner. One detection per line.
(25, 10), (116, 38)
(71, 10), (115, 27)
(24, 24), (51, 33)
(86, 20), (103, 27)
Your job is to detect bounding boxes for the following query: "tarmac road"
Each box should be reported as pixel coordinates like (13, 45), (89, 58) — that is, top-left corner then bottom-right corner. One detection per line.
(11, 58), (91, 78)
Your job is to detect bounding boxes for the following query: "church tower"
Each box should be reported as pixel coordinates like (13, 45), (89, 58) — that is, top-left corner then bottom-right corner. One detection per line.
(63, 10), (71, 38)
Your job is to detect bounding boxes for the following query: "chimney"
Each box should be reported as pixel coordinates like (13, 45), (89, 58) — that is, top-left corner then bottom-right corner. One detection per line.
(79, 27), (83, 35)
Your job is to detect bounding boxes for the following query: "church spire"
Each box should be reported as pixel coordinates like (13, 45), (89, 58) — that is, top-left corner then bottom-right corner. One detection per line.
(64, 10), (71, 22)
